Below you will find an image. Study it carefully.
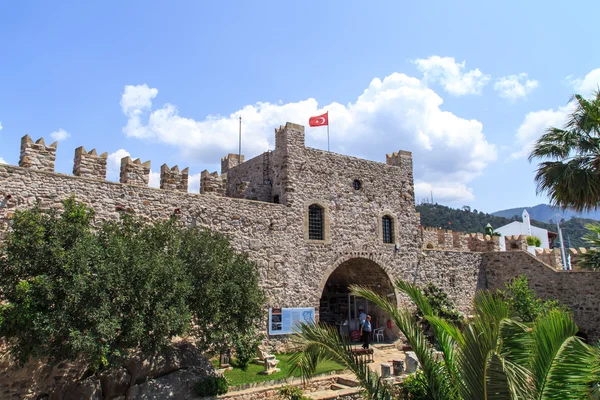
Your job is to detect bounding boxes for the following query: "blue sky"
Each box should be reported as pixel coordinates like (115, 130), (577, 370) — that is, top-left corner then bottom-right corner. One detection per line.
(1, 0), (599, 212)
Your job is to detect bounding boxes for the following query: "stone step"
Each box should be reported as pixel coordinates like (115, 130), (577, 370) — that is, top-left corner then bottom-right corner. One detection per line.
(330, 383), (350, 390)
(336, 375), (360, 387)
(306, 387), (361, 400)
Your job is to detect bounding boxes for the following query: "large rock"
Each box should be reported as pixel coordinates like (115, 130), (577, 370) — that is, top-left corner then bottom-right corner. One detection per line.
(123, 340), (213, 385)
(99, 367), (130, 399)
(51, 377), (102, 400)
(127, 369), (206, 400)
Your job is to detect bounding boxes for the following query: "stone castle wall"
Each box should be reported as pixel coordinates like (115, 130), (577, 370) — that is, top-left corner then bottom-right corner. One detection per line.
(1, 122), (600, 343)
(483, 251), (600, 340)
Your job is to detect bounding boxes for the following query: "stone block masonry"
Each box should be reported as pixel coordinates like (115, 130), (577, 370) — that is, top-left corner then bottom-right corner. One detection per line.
(483, 251), (600, 341)
(160, 164), (189, 192)
(200, 170), (226, 195)
(19, 135), (57, 171)
(73, 146), (108, 179)
(120, 156), (151, 186)
(1, 126), (600, 344)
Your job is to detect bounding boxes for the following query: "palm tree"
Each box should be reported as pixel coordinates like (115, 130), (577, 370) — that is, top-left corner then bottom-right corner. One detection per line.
(290, 280), (600, 399)
(529, 90), (600, 212)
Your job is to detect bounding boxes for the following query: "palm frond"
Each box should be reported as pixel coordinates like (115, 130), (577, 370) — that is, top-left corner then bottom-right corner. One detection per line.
(289, 322), (394, 399)
(530, 310), (600, 399)
(349, 284), (453, 399)
(529, 90), (600, 211)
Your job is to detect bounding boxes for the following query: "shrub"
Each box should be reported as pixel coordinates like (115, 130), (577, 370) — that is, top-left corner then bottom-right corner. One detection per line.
(526, 235), (542, 247)
(195, 376), (228, 396)
(278, 385), (310, 400)
(497, 275), (569, 323)
(0, 197), (265, 369)
(400, 370), (428, 399)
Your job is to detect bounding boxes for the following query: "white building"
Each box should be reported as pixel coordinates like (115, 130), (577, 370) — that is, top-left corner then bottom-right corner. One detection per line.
(495, 210), (556, 252)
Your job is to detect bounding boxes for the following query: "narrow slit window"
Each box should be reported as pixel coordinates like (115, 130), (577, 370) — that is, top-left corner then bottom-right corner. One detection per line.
(308, 204), (324, 240)
(382, 215), (394, 244)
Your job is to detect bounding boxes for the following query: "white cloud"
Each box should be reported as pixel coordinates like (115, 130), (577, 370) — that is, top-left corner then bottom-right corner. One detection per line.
(511, 67), (600, 160)
(187, 172), (201, 193)
(413, 56), (490, 96)
(510, 104), (574, 160)
(149, 170), (160, 188)
(0, 157), (6, 164)
(50, 128), (70, 141)
(0, 121), (3, 131)
(106, 149), (130, 181)
(567, 68), (600, 95)
(120, 72), (496, 204)
(494, 73), (539, 100)
(415, 182), (474, 203)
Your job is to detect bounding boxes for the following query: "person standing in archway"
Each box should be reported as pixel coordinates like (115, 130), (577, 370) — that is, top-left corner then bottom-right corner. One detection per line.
(360, 315), (372, 349)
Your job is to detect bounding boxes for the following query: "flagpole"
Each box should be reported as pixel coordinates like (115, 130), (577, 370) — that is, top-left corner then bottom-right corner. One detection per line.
(327, 111), (330, 152)
(238, 116), (242, 161)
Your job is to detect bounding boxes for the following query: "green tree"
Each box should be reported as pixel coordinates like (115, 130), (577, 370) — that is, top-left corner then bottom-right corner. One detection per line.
(529, 91), (600, 212)
(0, 198), (265, 369)
(497, 275), (566, 323)
(291, 280), (600, 399)
(578, 223), (600, 269)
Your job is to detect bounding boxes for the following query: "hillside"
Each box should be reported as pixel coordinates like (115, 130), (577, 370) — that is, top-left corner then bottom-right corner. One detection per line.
(492, 204), (600, 223)
(416, 203), (596, 248)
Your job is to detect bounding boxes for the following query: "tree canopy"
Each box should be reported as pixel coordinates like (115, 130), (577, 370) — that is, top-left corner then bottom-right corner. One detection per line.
(0, 198), (265, 369)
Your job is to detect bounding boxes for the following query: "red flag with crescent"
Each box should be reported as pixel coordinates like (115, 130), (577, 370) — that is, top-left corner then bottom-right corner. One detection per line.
(309, 112), (329, 127)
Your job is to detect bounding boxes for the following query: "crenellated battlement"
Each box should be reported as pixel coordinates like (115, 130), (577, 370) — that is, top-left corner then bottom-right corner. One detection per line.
(19, 135), (58, 171)
(385, 150), (412, 167)
(200, 170), (226, 195)
(160, 164), (189, 192)
(420, 226), (500, 252)
(73, 146), (108, 179)
(120, 156), (151, 186)
(504, 235), (528, 251)
(221, 154), (245, 176)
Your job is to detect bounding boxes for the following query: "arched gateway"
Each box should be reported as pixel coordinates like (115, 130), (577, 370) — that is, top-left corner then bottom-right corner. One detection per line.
(318, 257), (399, 341)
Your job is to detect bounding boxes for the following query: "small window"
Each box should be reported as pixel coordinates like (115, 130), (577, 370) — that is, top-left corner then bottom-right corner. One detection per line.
(273, 195), (280, 204)
(353, 179), (361, 190)
(382, 215), (394, 244)
(308, 204), (324, 240)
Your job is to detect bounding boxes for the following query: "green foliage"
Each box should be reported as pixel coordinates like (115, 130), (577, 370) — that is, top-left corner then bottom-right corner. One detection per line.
(231, 333), (262, 370)
(0, 198), (265, 369)
(417, 203), (597, 248)
(579, 223), (600, 269)
(278, 385), (310, 400)
(529, 91), (600, 212)
(498, 275), (568, 323)
(418, 283), (463, 324)
(416, 203), (512, 234)
(526, 235), (542, 247)
(400, 370), (429, 400)
(291, 279), (600, 400)
(195, 376), (228, 396)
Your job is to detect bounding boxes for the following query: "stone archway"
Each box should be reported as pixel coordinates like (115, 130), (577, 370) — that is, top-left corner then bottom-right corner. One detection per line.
(318, 257), (398, 342)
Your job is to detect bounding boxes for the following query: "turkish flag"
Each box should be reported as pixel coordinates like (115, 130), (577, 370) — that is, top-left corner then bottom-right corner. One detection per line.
(309, 112), (328, 127)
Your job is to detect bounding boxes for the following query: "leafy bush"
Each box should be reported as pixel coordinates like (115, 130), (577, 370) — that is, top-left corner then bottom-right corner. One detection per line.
(526, 235), (542, 247)
(195, 376), (228, 396)
(498, 275), (568, 323)
(0, 198), (265, 369)
(400, 370), (428, 399)
(580, 223), (600, 269)
(278, 385), (310, 400)
(413, 283), (463, 346)
(231, 333), (262, 370)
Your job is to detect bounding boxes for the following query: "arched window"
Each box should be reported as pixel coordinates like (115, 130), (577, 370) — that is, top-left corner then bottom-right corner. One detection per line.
(382, 215), (394, 244)
(308, 204), (324, 240)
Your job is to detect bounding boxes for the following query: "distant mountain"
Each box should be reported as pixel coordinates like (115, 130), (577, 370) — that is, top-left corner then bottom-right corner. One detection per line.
(491, 204), (600, 224)
(417, 203), (597, 249)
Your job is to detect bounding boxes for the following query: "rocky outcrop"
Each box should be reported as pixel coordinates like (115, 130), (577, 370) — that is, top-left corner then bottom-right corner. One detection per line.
(0, 339), (215, 399)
